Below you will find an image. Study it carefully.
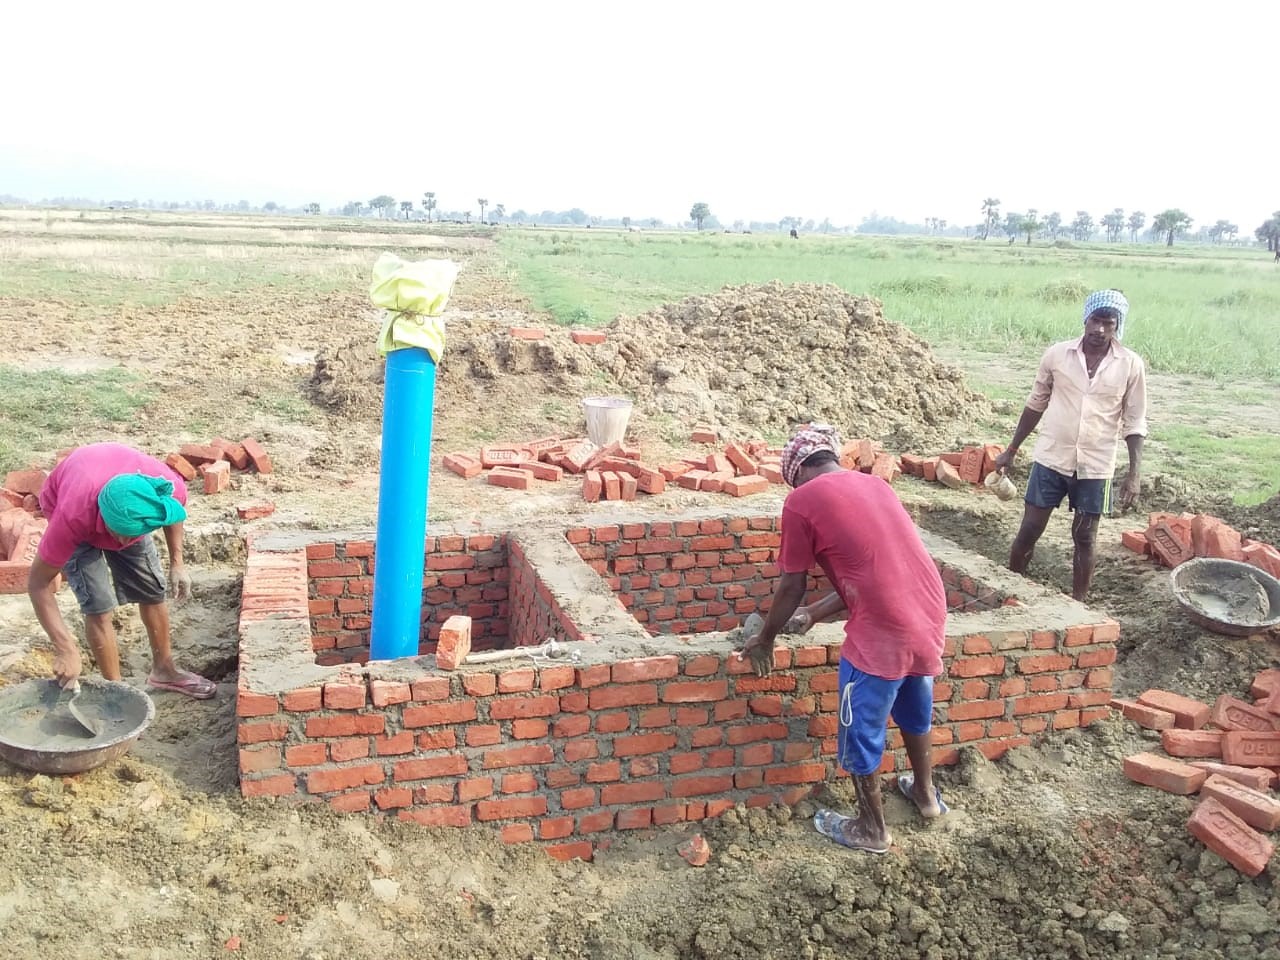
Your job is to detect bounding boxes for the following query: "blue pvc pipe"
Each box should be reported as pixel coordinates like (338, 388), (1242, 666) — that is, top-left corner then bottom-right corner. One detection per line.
(370, 346), (436, 660)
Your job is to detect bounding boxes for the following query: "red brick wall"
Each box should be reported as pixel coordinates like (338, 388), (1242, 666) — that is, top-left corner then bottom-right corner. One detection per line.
(567, 516), (1015, 635)
(241, 516), (1116, 856)
(508, 538), (588, 646)
(306, 534), (510, 665)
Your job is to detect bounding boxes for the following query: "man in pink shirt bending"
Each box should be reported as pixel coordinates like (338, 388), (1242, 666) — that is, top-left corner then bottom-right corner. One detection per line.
(29, 443), (215, 699)
(740, 425), (948, 854)
(993, 289), (1148, 601)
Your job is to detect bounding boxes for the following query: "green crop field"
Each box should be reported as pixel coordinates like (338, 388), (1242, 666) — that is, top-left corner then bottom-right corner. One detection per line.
(500, 228), (1280, 505)
(499, 230), (1280, 380)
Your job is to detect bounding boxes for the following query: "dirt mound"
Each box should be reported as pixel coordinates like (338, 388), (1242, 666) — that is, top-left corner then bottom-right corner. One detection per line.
(605, 282), (987, 448)
(309, 286), (987, 452)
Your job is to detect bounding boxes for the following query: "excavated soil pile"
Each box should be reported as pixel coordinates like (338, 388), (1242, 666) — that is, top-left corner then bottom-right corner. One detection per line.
(607, 282), (987, 448)
(309, 284), (987, 451)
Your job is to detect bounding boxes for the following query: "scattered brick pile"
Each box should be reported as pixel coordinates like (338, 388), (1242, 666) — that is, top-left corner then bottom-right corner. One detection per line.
(444, 430), (786, 502)
(1121, 511), (1280, 577)
(1114, 672), (1280, 876)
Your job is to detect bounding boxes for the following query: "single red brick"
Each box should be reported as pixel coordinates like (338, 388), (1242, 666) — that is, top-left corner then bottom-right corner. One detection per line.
(487, 467), (533, 490)
(525, 461), (563, 482)
(1221, 730), (1280, 767)
(921, 458), (939, 482)
(582, 470), (603, 502)
(724, 475), (769, 497)
(1160, 728), (1223, 759)
(1250, 668), (1280, 701)
(570, 330), (606, 345)
(1108, 697), (1176, 729)
(601, 471), (622, 501)
(241, 774), (297, 798)
(178, 443), (219, 466)
(164, 454), (197, 481)
(236, 500), (276, 520)
(443, 452), (482, 479)
(1210, 695), (1279, 733)
(1147, 521), (1193, 567)
(1188, 762), (1275, 792)
(691, 428), (717, 444)
(1188, 797), (1275, 877)
(435, 614), (472, 670)
(619, 473), (637, 501)
(1242, 542), (1280, 580)
(202, 460), (231, 494)
(1137, 689), (1210, 729)
(369, 680), (412, 707)
(1122, 752), (1206, 794)
(509, 326), (546, 340)
(957, 446), (983, 484)
(240, 438), (273, 474)
(1120, 529), (1150, 555)
(323, 681), (366, 710)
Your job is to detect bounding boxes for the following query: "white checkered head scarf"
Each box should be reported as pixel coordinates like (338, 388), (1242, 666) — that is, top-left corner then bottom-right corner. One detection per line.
(780, 423), (841, 487)
(1082, 289), (1129, 340)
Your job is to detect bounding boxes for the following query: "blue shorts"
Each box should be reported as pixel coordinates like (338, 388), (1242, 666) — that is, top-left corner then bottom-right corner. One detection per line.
(837, 658), (934, 777)
(1025, 462), (1112, 515)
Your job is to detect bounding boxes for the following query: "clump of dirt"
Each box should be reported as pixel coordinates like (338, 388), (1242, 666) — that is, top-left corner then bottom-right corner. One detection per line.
(606, 282), (986, 448)
(310, 284), (988, 453)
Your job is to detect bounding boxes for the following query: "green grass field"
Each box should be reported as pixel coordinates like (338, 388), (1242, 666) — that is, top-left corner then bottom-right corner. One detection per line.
(500, 228), (1280, 505)
(499, 230), (1280, 380)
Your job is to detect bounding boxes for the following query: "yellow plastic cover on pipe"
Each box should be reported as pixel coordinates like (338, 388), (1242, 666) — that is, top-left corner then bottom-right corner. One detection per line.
(371, 253), (460, 360)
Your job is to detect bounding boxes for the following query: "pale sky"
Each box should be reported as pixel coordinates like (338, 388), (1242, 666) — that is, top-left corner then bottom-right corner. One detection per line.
(3, 1), (1277, 231)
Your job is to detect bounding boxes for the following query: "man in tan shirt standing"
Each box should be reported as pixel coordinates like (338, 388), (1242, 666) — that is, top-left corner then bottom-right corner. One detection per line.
(993, 289), (1148, 601)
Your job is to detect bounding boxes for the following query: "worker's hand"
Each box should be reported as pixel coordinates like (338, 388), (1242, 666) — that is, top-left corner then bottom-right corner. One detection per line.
(992, 448), (1016, 475)
(169, 562), (192, 602)
(739, 630), (775, 678)
(1117, 472), (1141, 512)
(784, 607), (813, 635)
(53, 648), (82, 688)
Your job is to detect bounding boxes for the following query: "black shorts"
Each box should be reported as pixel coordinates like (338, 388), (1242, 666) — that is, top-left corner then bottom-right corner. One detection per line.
(1025, 462), (1112, 515)
(62, 537), (167, 615)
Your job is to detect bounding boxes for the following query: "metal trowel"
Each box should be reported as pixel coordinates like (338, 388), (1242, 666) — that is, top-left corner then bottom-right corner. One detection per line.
(50, 680), (102, 737)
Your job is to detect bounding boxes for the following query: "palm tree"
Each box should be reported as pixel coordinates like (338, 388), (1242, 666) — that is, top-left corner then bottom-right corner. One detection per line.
(1101, 209), (1125, 242)
(493, 203), (505, 221)
(1022, 209), (1040, 246)
(980, 198), (1000, 240)
(689, 202), (711, 230)
(1127, 211), (1145, 242)
(477, 198), (488, 222)
(1152, 209), (1193, 246)
(422, 192), (436, 222)
(399, 200), (413, 219)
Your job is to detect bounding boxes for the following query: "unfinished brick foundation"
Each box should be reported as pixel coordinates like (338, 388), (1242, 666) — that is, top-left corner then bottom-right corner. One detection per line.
(237, 507), (1118, 860)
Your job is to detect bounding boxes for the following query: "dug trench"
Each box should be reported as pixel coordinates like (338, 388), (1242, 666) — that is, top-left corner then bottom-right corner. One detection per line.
(2, 505), (1279, 960)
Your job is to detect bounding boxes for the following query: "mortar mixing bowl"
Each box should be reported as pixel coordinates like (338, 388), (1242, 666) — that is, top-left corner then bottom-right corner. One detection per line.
(0, 678), (155, 774)
(1170, 557), (1280, 638)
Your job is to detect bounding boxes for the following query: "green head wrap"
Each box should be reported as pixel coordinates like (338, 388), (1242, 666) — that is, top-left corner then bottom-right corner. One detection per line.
(97, 473), (187, 538)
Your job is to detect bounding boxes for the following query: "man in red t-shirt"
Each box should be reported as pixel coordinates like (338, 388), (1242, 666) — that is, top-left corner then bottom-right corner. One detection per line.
(741, 426), (948, 852)
(29, 443), (215, 699)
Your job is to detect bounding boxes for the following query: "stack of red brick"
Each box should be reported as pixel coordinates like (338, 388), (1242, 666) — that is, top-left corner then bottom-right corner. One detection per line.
(444, 436), (664, 500)
(900, 443), (1007, 492)
(1121, 511), (1280, 577)
(1114, 671), (1280, 876)
(162, 437), (273, 497)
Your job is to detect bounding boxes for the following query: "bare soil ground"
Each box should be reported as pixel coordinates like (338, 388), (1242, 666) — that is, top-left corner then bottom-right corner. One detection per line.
(1, 238), (1278, 959)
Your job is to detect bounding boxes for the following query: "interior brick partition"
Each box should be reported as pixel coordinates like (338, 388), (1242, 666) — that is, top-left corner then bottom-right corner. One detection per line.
(237, 507), (1118, 860)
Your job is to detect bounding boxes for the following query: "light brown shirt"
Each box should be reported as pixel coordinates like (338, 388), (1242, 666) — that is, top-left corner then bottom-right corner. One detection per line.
(1026, 336), (1148, 480)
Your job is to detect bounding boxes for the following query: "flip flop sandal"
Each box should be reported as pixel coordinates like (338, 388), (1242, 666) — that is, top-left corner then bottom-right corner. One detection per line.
(812, 808), (891, 854)
(897, 774), (949, 817)
(147, 672), (217, 700)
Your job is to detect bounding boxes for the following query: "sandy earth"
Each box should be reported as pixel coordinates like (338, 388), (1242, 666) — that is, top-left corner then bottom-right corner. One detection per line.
(1, 247), (1279, 959)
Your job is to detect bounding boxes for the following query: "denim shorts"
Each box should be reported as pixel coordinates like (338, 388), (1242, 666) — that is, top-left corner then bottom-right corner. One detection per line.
(62, 537), (167, 615)
(1025, 462), (1112, 515)
(837, 658), (934, 777)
